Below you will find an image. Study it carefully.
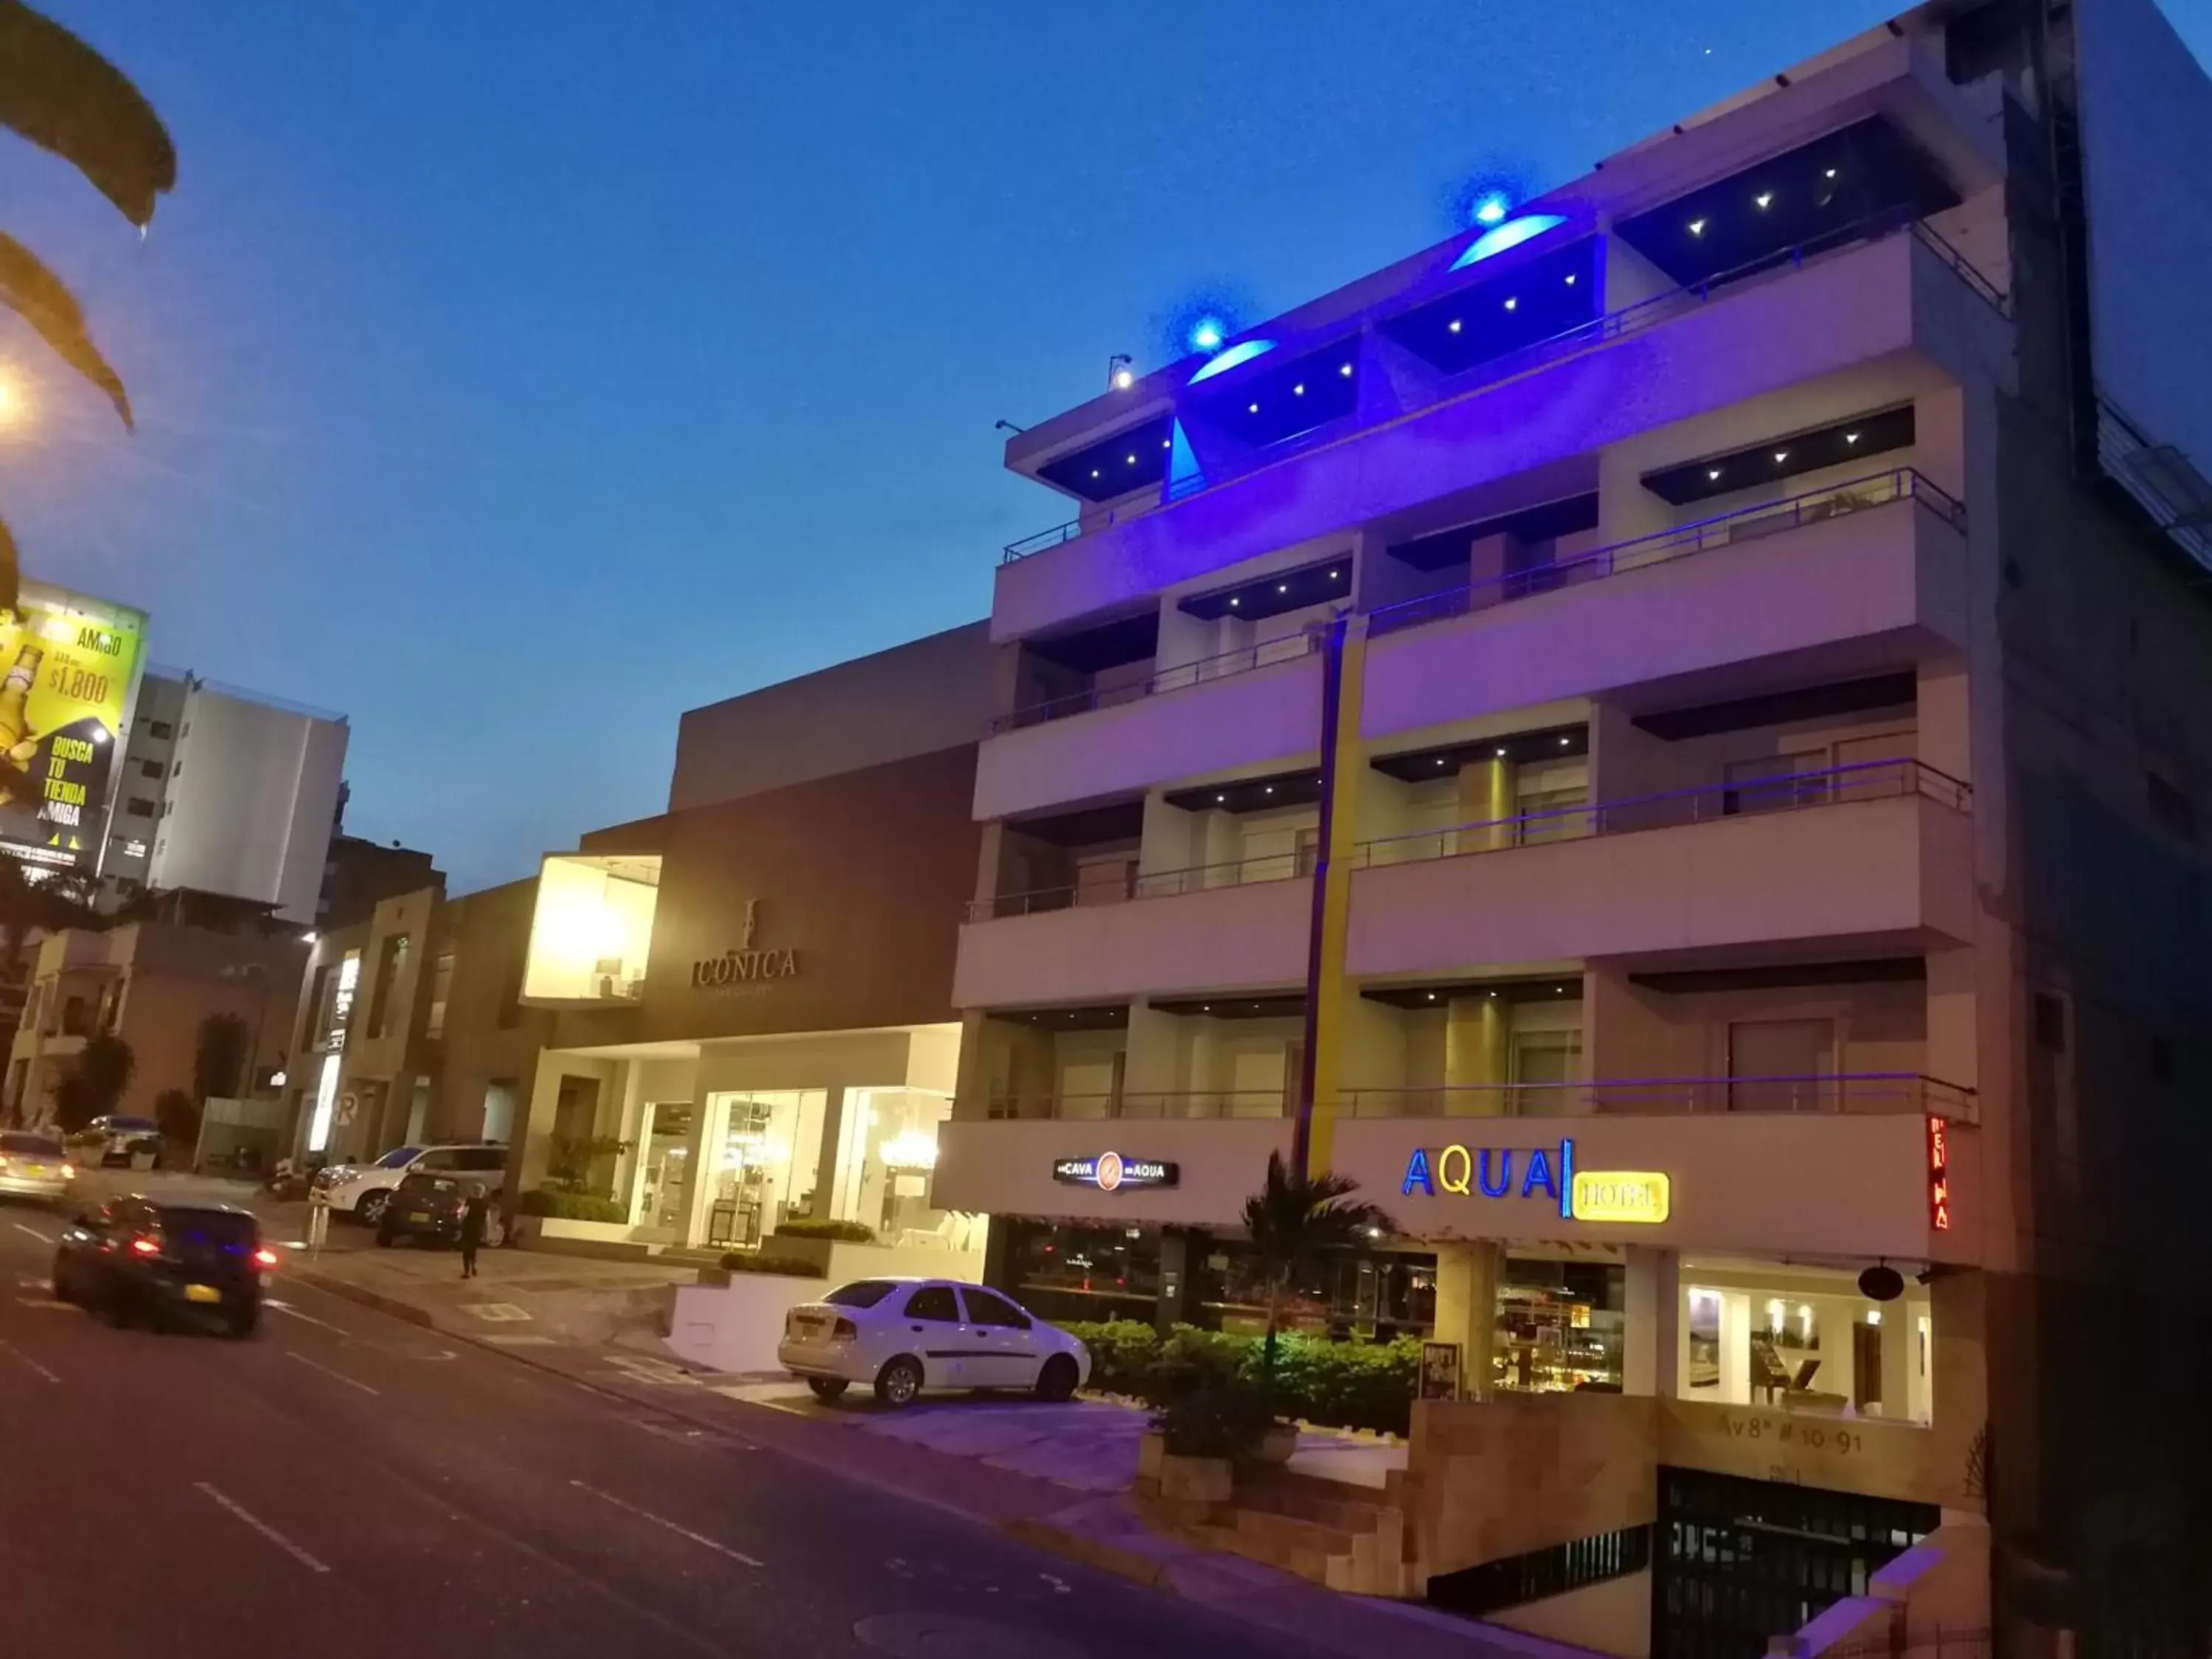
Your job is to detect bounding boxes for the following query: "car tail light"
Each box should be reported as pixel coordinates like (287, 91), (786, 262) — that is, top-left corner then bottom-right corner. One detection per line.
(252, 1248), (279, 1270)
(129, 1237), (161, 1256)
(59, 1163), (73, 1178)
(832, 1318), (858, 1342)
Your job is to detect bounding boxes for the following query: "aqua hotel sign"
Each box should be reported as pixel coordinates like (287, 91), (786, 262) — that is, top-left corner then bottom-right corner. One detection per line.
(1402, 1136), (1672, 1225)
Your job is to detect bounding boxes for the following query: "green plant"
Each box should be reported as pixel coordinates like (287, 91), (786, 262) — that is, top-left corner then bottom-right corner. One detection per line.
(49, 1032), (133, 1132)
(1241, 1150), (1395, 1389)
(720, 1253), (822, 1278)
(770, 1217), (875, 1242)
(544, 1135), (627, 1194)
(516, 1187), (625, 1223)
(1062, 1319), (1422, 1435)
(153, 1087), (195, 1144)
(1151, 1383), (1275, 1459)
(1061, 1320), (1161, 1396)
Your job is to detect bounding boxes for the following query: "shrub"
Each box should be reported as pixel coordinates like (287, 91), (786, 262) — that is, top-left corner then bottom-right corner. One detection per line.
(1061, 1320), (1160, 1397)
(516, 1188), (626, 1223)
(1063, 1319), (1421, 1434)
(720, 1252), (821, 1277)
(1152, 1384), (1274, 1459)
(153, 1087), (197, 1145)
(770, 1217), (876, 1242)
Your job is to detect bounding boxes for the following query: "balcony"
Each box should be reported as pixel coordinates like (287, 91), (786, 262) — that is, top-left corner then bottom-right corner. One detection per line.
(1334, 1071), (1975, 1123)
(1363, 477), (1968, 742)
(953, 862), (1311, 1009)
(982, 1089), (1291, 1122)
(1348, 760), (1973, 975)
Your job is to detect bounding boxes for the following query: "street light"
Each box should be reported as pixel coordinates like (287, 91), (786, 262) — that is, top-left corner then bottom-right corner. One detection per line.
(1107, 353), (1135, 391)
(0, 368), (30, 431)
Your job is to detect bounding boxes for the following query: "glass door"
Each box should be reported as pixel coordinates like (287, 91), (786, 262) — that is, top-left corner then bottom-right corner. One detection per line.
(637, 1102), (694, 1239)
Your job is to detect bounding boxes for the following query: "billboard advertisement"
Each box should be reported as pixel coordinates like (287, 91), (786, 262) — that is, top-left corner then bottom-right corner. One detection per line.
(0, 582), (147, 871)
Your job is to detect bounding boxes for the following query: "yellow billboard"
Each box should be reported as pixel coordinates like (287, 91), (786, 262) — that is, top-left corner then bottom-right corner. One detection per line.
(0, 582), (147, 870)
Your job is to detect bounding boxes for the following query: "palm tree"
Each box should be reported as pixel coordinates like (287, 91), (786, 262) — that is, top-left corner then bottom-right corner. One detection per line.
(1240, 1150), (1397, 1388)
(0, 1), (175, 605)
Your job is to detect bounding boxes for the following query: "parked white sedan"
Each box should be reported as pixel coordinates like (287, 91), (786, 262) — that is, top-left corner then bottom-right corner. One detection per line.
(778, 1278), (1090, 1407)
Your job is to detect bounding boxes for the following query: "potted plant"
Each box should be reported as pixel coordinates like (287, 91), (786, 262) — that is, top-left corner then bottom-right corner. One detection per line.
(1144, 1384), (1274, 1506)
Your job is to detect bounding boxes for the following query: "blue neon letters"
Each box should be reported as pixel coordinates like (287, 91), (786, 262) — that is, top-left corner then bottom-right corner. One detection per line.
(1404, 1137), (1576, 1220)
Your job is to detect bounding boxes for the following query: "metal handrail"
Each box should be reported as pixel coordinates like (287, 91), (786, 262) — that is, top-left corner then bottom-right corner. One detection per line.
(997, 210), (2006, 566)
(1349, 757), (1970, 872)
(1366, 469), (1962, 639)
(1336, 1071), (1978, 1124)
(989, 627), (1323, 735)
(969, 849), (1313, 922)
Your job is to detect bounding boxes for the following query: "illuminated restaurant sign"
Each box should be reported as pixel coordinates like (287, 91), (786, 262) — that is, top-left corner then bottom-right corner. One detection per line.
(1402, 1136), (1670, 1224)
(1051, 1152), (1178, 1192)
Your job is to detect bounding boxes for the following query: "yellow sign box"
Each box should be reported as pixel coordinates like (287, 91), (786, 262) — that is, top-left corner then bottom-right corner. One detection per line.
(1571, 1169), (1671, 1225)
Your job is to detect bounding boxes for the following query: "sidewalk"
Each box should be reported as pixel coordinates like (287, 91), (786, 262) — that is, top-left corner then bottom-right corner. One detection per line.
(288, 1237), (695, 1348)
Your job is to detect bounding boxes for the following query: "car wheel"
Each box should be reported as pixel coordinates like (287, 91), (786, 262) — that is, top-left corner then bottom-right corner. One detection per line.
(807, 1377), (849, 1402)
(223, 1307), (260, 1340)
(1034, 1354), (1079, 1403)
(355, 1191), (390, 1226)
(874, 1355), (924, 1408)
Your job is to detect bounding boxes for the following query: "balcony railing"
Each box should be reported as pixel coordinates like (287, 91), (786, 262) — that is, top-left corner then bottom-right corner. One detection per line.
(1366, 468), (1963, 639)
(990, 627), (1321, 734)
(1349, 757), (1969, 872)
(1336, 1071), (1978, 1124)
(984, 1091), (1293, 1121)
(969, 846), (1314, 922)
(978, 1071), (1977, 1124)
(999, 213), (2004, 566)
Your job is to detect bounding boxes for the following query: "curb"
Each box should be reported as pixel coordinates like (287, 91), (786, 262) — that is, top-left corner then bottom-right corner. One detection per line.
(291, 1268), (437, 1330)
(1001, 1514), (1174, 1590)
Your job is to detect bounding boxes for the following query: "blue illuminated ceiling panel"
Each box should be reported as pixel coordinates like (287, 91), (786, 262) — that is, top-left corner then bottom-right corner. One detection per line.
(1185, 341), (1360, 450)
(1614, 116), (1958, 289)
(1450, 212), (1568, 271)
(1035, 415), (1177, 503)
(1187, 338), (1276, 383)
(1381, 237), (1601, 377)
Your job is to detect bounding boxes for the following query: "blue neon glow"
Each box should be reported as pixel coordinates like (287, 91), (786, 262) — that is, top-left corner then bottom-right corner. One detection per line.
(1189, 317), (1226, 353)
(1186, 338), (1276, 383)
(1449, 212), (1568, 271)
(1473, 194), (1510, 226)
(1166, 417), (1203, 493)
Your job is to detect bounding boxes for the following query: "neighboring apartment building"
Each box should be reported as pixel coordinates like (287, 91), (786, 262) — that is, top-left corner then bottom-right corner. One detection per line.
(102, 669), (349, 924)
(4, 921), (303, 1127)
(505, 624), (989, 1254)
(316, 832), (442, 933)
(933, 1), (2212, 1652)
(280, 877), (549, 1164)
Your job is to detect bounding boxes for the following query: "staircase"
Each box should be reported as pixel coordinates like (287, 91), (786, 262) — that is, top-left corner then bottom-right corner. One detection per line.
(1178, 1467), (1416, 1596)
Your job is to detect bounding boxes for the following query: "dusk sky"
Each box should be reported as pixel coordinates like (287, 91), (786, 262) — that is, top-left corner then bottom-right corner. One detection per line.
(4, 1), (2209, 893)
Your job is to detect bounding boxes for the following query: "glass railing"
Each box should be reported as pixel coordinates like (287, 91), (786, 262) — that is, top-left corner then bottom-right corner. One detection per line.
(1336, 1071), (1978, 1124)
(998, 213), (2003, 566)
(989, 627), (1321, 734)
(1349, 758), (1969, 872)
(1366, 469), (1962, 639)
(968, 846), (1313, 922)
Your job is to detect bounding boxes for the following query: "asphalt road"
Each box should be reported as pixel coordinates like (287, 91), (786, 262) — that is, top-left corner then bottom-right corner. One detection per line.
(0, 1194), (1326, 1659)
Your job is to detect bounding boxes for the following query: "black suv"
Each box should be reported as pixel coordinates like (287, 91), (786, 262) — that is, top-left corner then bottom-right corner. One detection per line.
(376, 1170), (471, 1248)
(53, 1197), (271, 1336)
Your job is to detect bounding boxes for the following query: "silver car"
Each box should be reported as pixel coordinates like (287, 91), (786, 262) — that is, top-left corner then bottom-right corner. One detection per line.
(0, 1130), (74, 1203)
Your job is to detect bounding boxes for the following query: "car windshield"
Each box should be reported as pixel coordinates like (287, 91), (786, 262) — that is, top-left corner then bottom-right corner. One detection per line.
(156, 1207), (258, 1248)
(374, 1147), (423, 1169)
(824, 1280), (897, 1310)
(0, 1133), (58, 1156)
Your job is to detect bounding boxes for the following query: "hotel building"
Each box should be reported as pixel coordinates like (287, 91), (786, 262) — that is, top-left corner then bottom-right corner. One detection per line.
(933, 1), (2212, 1652)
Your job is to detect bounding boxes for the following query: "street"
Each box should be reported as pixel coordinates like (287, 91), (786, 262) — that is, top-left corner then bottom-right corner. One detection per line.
(0, 1194), (1329, 1659)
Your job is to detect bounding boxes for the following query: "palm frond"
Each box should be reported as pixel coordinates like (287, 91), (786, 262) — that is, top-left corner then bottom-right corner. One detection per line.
(0, 1), (175, 227)
(0, 234), (131, 428)
(1241, 1150), (1398, 1271)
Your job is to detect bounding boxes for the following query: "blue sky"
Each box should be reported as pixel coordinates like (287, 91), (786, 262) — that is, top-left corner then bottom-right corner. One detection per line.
(3, 1), (2208, 891)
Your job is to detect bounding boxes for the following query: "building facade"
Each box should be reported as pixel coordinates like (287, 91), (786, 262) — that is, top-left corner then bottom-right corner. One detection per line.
(509, 625), (990, 1256)
(933, 2), (2212, 1651)
(102, 669), (349, 924)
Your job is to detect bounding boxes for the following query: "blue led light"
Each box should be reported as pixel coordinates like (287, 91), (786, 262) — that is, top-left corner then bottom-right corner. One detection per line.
(1189, 317), (1226, 354)
(1448, 212), (1568, 271)
(1473, 195), (1510, 226)
(1186, 338), (1276, 384)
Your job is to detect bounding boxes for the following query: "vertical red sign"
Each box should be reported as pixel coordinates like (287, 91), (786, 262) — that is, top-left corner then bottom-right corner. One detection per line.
(1927, 1114), (1952, 1232)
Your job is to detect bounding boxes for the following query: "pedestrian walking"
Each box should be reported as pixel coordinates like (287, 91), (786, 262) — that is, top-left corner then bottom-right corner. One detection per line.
(459, 1181), (489, 1279)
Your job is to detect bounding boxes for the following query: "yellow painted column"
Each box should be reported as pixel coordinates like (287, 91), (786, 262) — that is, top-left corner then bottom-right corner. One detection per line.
(1433, 1241), (1502, 1398)
(1444, 995), (1510, 1113)
(1459, 753), (1514, 850)
(1303, 619), (1367, 1178)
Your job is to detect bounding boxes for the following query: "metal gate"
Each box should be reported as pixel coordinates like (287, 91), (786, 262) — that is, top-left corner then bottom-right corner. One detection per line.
(1651, 1465), (1940, 1659)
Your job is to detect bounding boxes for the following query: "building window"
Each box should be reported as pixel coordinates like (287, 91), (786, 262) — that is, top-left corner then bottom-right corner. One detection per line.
(170, 761), (182, 779)
(145, 720), (173, 740)
(2147, 772), (2197, 843)
(365, 933), (408, 1037)
(137, 759), (161, 780)
(425, 950), (454, 1039)
(1728, 1018), (1834, 1111)
(124, 799), (155, 818)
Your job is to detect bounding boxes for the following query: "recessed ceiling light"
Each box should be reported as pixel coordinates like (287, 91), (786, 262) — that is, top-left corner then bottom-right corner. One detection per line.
(1487, 990), (1498, 999)
(1448, 319), (1462, 333)
(1277, 584), (1288, 594)
(1559, 736), (1571, 746)
(1248, 402), (1259, 414)
(1846, 431), (1860, 444)
(1773, 451), (1789, 463)
(1755, 192), (1773, 209)
(1162, 439), (1172, 448)
(1707, 468), (1722, 481)
(1228, 597), (1239, 607)
(1293, 383), (1305, 395)
(1688, 218), (1706, 235)
(1264, 785), (1273, 794)
(1503, 297), (1517, 311)
(1215, 794), (1225, 804)
(1495, 747), (1507, 758)
(1125, 453), (1136, 464)
(1339, 363), (1353, 376)
(1328, 569), (1339, 578)
(1824, 168), (1838, 180)
(1090, 469), (1100, 479)
(1427, 992), (1437, 1001)
(1564, 274), (1576, 285)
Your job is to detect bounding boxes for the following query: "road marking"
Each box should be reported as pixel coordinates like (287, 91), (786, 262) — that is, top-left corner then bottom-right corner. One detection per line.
(195, 1484), (330, 1574)
(10, 1223), (52, 1243)
(13, 1298), (73, 1311)
(285, 1350), (380, 1397)
(264, 1299), (349, 1335)
(567, 1479), (764, 1566)
(17, 1275), (49, 1290)
(0, 1338), (58, 1383)
(604, 1354), (702, 1387)
(462, 1302), (532, 1321)
(480, 1333), (557, 1347)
